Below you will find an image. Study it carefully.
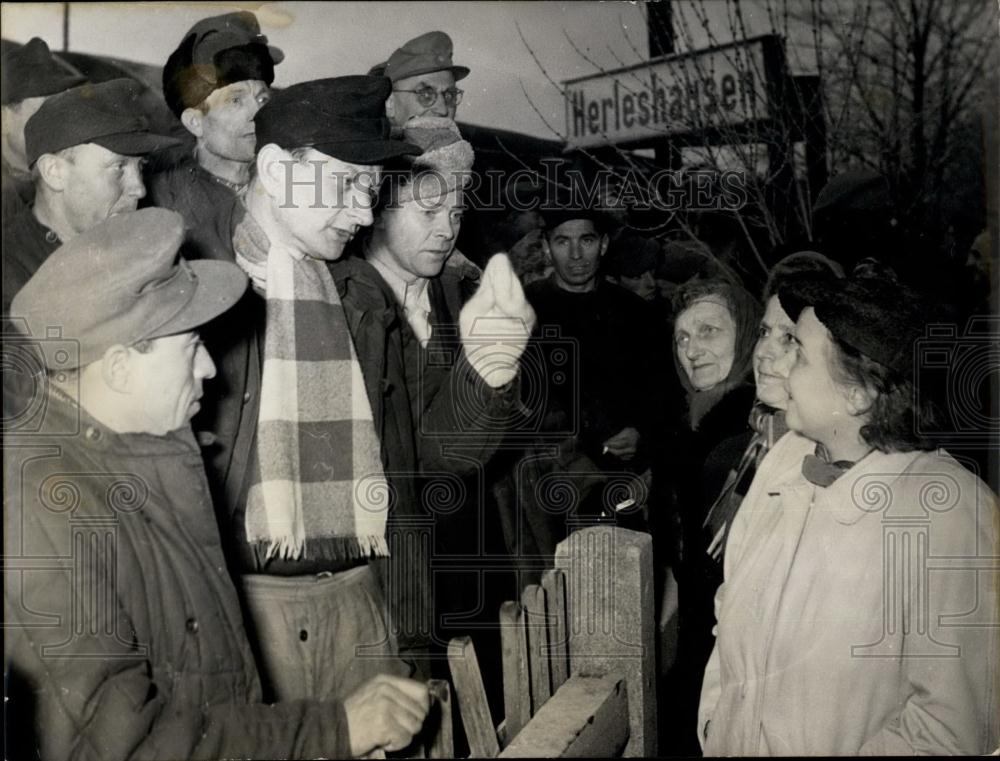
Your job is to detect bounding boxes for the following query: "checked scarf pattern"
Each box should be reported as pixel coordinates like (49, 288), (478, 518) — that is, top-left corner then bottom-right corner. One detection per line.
(236, 210), (390, 561)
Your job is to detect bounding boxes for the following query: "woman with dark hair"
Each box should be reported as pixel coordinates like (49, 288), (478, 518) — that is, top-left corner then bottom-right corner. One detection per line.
(659, 276), (761, 753)
(698, 270), (999, 755)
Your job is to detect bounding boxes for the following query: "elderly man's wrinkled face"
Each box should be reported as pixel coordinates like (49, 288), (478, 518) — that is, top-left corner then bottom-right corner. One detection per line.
(674, 297), (736, 391)
(128, 332), (216, 435)
(275, 148), (380, 261)
(377, 178), (463, 279)
(194, 80), (270, 163)
(388, 70), (459, 126)
(58, 143), (146, 236)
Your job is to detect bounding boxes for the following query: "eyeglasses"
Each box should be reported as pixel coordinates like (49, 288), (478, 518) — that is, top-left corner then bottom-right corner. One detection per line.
(393, 86), (464, 108)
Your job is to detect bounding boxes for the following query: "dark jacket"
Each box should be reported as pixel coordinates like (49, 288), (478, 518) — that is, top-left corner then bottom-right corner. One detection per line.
(145, 151), (240, 234)
(1, 156), (33, 222)
(2, 206), (60, 314)
(4, 391), (351, 761)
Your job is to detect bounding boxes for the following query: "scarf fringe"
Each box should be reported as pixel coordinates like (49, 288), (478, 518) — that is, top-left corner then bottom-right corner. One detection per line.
(261, 534), (391, 563)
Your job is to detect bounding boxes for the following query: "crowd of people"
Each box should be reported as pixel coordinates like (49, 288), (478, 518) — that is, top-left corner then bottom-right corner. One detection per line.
(2, 10), (997, 759)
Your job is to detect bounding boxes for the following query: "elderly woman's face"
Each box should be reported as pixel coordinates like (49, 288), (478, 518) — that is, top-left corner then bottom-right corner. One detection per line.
(674, 297), (736, 391)
(753, 295), (797, 409)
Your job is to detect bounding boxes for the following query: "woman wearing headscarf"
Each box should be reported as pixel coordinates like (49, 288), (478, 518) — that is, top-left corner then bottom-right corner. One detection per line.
(657, 276), (761, 753)
(698, 269), (998, 755)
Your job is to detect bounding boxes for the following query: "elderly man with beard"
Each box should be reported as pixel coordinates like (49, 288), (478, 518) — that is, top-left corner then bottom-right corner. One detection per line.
(2, 78), (178, 314)
(191, 77), (534, 698)
(148, 11), (282, 231)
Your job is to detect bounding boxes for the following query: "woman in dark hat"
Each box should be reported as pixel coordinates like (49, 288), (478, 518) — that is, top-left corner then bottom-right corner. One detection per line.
(698, 268), (998, 755)
(657, 275), (761, 753)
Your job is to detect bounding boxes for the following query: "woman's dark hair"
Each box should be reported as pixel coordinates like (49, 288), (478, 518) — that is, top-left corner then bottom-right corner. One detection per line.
(828, 335), (940, 453)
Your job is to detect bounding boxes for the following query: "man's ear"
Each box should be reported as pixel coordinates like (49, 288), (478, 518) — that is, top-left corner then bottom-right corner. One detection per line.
(845, 383), (875, 417)
(541, 234), (552, 261)
(180, 107), (204, 139)
(35, 153), (67, 192)
(598, 233), (609, 259)
(101, 345), (133, 393)
(256, 143), (294, 201)
(384, 95), (396, 123)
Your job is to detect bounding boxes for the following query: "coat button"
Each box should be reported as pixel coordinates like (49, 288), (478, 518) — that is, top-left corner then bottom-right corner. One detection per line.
(84, 426), (101, 442)
(44, 230), (60, 244)
(186, 617), (199, 634)
(242, 391), (252, 404)
(299, 629), (309, 642)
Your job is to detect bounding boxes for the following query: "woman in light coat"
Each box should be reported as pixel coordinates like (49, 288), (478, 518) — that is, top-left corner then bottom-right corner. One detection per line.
(698, 269), (999, 755)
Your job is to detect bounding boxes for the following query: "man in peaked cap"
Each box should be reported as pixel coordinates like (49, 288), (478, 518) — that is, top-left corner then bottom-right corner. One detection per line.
(2, 78), (179, 315)
(5, 208), (433, 760)
(1, 37), (86, 220)
(369, 31), (470, 131)
(148, 10), (283, 231)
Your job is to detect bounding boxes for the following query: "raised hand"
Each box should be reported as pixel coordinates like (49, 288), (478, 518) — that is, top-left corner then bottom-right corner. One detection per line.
(459, 253), (537, 388)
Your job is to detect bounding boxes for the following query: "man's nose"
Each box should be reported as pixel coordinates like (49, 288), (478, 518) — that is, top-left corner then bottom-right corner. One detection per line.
(427, 94), (449, 117)
(195, 345), (216, 380)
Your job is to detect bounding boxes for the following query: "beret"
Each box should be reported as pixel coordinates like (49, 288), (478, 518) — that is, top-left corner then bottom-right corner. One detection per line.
(25, 78), (180, 166)
(1, 37), (86, 105)
(11, 209), (247, 369)
(377, 31), (469, 83)
(162, 11), (283, 117)
(255, 76), (420, 165)
(779, 271), (925, 376)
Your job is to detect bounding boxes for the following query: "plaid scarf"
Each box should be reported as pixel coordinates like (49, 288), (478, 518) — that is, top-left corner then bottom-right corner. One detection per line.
(704, 403), (788, 561)
(235, 209), (389, 561)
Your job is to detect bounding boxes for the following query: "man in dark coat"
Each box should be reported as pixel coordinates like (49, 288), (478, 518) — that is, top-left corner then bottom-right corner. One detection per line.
(0, 37), (86, 222)
(2, 78), (178, 313)
(5, 208), (432, 760)
(147, 10), (283, 231)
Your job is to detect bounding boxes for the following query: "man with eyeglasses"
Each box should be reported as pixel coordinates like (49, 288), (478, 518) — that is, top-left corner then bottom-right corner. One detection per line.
(147, 11), (283, 232)
(369, 31), (468, 132)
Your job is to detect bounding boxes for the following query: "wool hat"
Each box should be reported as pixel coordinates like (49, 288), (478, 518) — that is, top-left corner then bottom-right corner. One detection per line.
(25, 78), (181, 166)
(778, 270), (926, 377)
(254, 76), (421, 164)
(11, 208), (247, 369)
(370, 31), (469, 82)
(162, 11), (283, 117)
(1, 37), (87, 105)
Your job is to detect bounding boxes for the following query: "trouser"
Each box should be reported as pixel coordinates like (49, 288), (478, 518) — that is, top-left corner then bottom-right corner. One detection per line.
(241, 564), (410, 702)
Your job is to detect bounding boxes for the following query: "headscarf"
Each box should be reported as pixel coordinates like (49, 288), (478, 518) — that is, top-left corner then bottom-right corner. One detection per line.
(672, 278), (762, 430)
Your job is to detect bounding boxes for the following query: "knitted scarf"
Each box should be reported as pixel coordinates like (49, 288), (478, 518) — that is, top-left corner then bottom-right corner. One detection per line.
(235, 209), (389, 561)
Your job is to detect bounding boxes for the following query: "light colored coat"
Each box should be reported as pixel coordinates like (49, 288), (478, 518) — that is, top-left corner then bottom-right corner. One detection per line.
(699, 431), (999, 755)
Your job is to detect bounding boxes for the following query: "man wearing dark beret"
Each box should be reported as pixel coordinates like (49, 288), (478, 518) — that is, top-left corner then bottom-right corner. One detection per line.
(0, 37), (86, 220)
(369, 30), (469, 131)
(2, 78), (179, 314)
(147, 10), (283, 231)
(5, 208), (433, 760)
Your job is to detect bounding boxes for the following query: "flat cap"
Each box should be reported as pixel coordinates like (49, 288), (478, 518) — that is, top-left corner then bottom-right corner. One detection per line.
(372, 31), (469, 83)
(11, 208), (247, 369)
(779, 270), (925, 376)
(1, 37), (87, 105)
(163, 11), (283, 117)
(255, 76), (420, 164)
(25, 78), (180, 166)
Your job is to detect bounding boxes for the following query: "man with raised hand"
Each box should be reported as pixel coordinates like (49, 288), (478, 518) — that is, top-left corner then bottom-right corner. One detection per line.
(5, 208), (432, 760)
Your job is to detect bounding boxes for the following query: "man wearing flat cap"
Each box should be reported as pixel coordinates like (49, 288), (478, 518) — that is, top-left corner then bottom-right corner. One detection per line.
(5, 208), (434, 760)
(148, 10), (282, 231)
(190, 75), (533, 695)
(2, 77), (179, 314)
(370, 30), (469, 132)
(1, 37), (86, 221)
